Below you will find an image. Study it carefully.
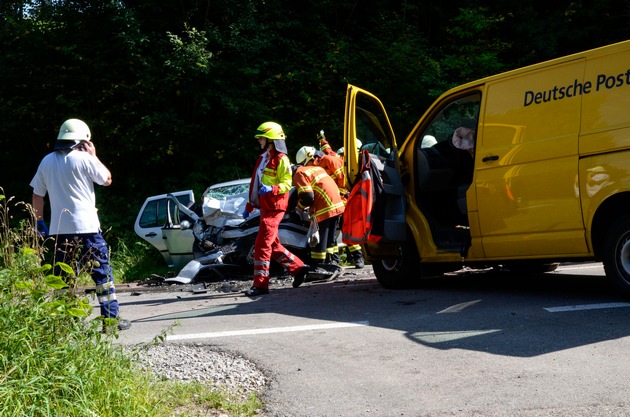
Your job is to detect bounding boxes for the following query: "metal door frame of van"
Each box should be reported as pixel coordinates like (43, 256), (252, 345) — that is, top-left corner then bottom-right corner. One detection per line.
(343, 84), (406, 253)
(406, 91), (482, 258)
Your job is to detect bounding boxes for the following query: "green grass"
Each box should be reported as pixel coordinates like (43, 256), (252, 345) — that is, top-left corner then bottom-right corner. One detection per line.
(108, 230), (173, 283)
(0, 192), (265, 417)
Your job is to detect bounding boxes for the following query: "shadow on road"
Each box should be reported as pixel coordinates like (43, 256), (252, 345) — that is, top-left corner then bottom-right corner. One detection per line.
(122, 265), (630, 358)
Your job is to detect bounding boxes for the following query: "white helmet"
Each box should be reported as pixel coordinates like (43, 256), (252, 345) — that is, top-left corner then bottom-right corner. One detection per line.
(54, 118), (91, 150)
(336, 139), (362, 156)
(296, 146), (317, 165)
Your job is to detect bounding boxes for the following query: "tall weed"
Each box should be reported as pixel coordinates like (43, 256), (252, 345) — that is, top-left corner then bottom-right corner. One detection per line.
(0, 191), (264, 417)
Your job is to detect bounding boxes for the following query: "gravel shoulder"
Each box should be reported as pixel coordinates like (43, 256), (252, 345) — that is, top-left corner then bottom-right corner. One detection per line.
(119, 265), (374, 411)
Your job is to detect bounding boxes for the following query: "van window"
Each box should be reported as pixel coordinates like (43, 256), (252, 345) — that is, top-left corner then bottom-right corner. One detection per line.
(355, 94), (395, 159)
(421, 94), (481, 148)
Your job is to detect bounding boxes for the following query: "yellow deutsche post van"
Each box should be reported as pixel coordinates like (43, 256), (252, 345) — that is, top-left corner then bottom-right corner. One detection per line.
(343, 39), (630, 294)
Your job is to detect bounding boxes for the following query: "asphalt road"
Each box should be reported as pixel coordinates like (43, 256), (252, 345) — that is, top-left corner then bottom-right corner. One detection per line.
(106, 263), (630, 417)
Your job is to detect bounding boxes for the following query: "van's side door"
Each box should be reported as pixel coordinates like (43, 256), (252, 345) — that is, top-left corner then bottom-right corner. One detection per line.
(344, 85), (406, 251)
(476, 60), (589, 257)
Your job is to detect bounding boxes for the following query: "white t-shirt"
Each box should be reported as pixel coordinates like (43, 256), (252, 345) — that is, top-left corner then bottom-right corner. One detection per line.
(30, 150), (110, 235)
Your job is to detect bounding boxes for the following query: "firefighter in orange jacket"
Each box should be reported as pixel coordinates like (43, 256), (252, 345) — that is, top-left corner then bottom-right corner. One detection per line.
(297, 145), (345, 266)
(318, 131), (366, 269)
(294, 146), (345, 272)
(242, 122), (310, 296)
(298, 146), (346, 195)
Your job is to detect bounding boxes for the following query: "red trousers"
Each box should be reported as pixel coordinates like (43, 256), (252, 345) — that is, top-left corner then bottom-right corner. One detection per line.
(253, 208), (305, 289)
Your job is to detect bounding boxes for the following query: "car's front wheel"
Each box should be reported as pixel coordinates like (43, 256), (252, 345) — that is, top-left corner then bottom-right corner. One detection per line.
(602, 215), (630, 297)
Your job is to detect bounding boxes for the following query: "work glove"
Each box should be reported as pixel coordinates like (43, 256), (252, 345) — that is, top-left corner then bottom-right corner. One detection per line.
(242, 210), (250, 220)
(36, 219), (49, 238)
(259, 184), (273, 195)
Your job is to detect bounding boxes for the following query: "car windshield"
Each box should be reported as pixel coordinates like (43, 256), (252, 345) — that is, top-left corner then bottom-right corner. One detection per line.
(201, 180), (252, 226)
(205, 183), (250, 199)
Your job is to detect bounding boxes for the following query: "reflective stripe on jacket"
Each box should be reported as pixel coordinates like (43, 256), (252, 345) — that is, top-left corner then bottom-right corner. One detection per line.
(293, 165), (345, 223)
(341, 168), (373, 245)
(318, 154), (346, 194)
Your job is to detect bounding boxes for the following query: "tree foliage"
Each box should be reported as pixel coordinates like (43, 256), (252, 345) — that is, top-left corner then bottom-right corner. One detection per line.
(1, 0), (628, 239)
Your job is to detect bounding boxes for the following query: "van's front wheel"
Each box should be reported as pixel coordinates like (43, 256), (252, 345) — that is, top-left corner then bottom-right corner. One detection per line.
(372, 239), (445, 289)
(372, 244), (418, 289)
(602, 215), (630, 296)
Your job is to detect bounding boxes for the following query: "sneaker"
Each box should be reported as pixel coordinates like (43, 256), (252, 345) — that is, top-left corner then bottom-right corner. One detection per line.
(102, 317), (132, 333)
(292, 265), (310, 288)
(117, 319), (132, 331)
(243, 286), (270, 296)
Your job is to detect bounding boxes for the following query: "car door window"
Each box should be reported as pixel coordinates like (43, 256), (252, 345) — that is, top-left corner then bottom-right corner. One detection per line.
(138, 194), (192, 229)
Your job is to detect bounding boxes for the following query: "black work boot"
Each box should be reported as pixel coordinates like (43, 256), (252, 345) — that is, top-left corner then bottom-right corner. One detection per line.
(293, 265), (310, 288)
(352, 250), (365, 269)
(325, 252), (340, 266)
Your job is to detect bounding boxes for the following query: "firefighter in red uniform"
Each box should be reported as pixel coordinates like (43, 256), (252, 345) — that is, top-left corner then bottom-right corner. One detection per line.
(242, 122), (310, 296)
(317, 132), (366, 268)
(294, 146), (345, 275)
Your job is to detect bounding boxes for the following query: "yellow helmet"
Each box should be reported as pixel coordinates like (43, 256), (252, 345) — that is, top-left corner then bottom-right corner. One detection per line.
(255, 121), (286, 140)
(296, 146), (317, 165)
(255, 121), (288, 154)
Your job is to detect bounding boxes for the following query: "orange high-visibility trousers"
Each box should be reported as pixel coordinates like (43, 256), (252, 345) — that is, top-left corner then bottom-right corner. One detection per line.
(253, 208), (305, 289)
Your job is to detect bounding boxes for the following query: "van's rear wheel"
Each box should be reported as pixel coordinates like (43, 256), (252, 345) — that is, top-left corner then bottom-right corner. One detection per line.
(602, 215), (630, 296)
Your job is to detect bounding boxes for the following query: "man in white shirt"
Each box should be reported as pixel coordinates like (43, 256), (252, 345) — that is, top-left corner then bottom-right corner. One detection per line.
(30, 119), (130, 331)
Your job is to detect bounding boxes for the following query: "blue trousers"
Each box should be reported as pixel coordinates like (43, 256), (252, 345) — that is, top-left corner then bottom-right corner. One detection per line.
(54, 233), (119, 318)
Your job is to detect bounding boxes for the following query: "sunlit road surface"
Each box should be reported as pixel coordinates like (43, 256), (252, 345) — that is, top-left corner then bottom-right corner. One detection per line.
(108, 263), (630, 417)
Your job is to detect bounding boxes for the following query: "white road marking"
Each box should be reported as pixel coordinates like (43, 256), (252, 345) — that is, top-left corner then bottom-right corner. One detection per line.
(166, 320), (370, 341)
(544, 302), (630, 312)
(556, 263), (602, 271)
(437, 299), (482, 313)
(411, 330), (501, 344)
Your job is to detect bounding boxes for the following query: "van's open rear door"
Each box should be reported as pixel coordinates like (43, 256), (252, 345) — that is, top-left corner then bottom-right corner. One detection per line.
(344, 84), (406, 252)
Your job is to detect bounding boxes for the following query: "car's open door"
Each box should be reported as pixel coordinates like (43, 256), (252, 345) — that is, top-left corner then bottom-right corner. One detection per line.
(134, 190), (195, 268)
(343, 84), (406, 253)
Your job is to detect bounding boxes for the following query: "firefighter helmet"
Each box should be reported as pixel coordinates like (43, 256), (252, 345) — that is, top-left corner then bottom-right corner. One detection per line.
(255, 121), (288, 154)
(334, 139), (362, 156)
(54, 118), (91, 151)
(296, 146), (317, 165)
(255, 122), (286, 140)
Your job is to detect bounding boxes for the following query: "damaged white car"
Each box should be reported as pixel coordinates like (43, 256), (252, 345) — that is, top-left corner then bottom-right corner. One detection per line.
(134, 178), (319, 284)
